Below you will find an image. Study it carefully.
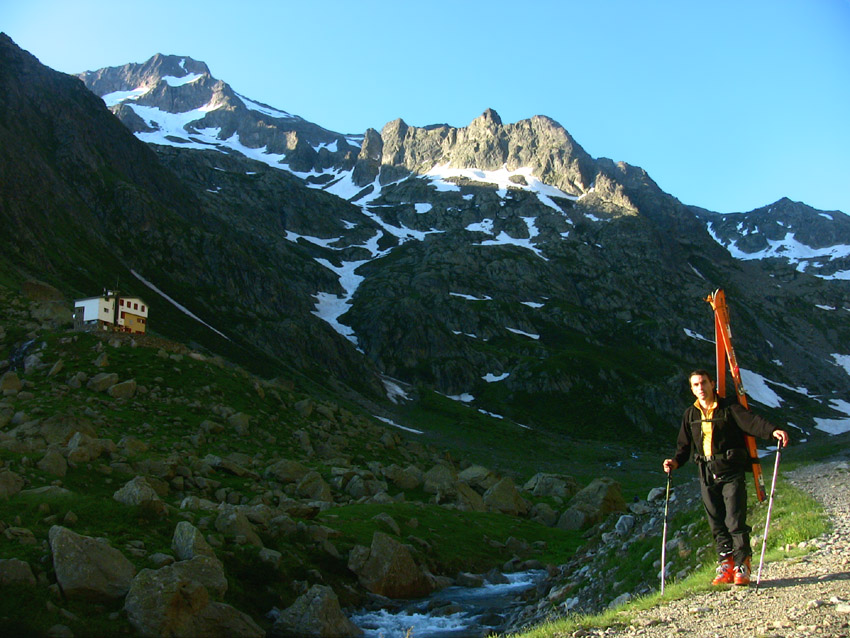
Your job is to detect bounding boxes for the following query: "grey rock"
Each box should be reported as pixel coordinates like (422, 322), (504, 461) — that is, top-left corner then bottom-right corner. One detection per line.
(0, 557), (36, 586)
(296, 471), (333, 503)
(270, 584), (362, 637)
(49, 525), (136, 601)
(37, 448), (68, 477)
(86, 372), (119, 392)
(371, 512), (401, 536)
(107, 378), (137, 400)
(483, 477), (528, 516)
(0, 470), (25, 499)
(215, 505), (263, 547)
(172, 521), (217, 561)
(0, 371), (22, 393)
(264, 458), (311, 484)
(423, 464), (457, 497)
(125, 561), (261, 638)
(347, 531), (436, 599)
(458, 465), (499, 492)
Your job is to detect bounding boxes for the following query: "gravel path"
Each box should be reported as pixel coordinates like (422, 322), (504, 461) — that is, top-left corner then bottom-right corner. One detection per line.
(568, 458), (850, 638)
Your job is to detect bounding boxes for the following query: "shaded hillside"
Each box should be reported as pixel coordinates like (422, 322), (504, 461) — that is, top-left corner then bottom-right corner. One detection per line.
(0, 34), (383, 399)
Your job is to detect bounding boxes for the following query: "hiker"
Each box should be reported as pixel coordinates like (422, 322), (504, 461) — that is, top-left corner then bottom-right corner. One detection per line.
(662, 369), (790, 586)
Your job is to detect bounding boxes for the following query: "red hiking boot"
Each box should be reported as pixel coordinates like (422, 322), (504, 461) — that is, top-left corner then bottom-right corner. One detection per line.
(712, 556), (735, 585)
(734, 557), (752, 586)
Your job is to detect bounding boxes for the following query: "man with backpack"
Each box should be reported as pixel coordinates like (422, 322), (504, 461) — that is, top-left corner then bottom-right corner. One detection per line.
(662, 369), (790, 586)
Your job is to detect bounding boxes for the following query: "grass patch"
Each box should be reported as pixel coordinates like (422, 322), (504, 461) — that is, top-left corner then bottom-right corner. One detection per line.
(319, 502), (585, 575)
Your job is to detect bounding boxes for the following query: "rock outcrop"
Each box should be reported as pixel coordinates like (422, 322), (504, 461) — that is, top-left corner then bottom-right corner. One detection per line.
(270, 585), (362, 638)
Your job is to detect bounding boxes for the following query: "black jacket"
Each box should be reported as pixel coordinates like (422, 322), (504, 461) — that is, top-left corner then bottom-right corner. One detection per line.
(673, 395), (777, 476)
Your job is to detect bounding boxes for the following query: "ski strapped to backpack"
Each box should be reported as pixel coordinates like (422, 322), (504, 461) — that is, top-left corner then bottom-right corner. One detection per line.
(705, 289), (767, 502)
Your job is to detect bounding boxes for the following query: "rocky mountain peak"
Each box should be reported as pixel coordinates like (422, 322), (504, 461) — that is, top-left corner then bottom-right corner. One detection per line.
(473, 108), (503, 127)
(76, 53), (212, 100)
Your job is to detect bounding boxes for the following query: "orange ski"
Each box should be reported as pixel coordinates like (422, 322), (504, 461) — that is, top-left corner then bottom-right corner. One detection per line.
(705, 289), (767, 502)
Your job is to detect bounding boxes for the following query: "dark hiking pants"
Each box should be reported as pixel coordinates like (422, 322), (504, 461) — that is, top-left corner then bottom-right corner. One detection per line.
(699, 468), (751, 565)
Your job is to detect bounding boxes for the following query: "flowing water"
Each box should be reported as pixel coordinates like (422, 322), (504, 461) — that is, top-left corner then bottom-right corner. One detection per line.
(350, 570), (547, 638)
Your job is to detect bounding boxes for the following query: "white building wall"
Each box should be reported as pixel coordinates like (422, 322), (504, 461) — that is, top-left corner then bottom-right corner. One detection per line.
(75, 297), (115, 324)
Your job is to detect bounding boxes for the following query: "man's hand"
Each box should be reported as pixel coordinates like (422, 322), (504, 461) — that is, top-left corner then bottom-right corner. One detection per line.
(662, 458), (678, 474)
(773, 429), (790, 448)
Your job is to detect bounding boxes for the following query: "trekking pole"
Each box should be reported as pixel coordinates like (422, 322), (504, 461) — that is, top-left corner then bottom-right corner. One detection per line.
(660, 469), (673, 595)
(755, 440), (783, 592)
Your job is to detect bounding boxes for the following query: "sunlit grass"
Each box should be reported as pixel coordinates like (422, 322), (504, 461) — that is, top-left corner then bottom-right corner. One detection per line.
(506, 475), (829, 638)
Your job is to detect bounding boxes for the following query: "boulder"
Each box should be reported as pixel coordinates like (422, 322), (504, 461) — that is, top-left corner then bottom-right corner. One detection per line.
(557, 508), (588, 531)
(172, 521), (217, 561)
(345, 474), (387, 500)
(37, 448), (68, 477)
(36, 413), (97, 446)
(264, 459), (311, 484)
(86, 372), (119, 392)
(423, 464), (457, 497)
(382, 464), (421, 490)
(371, 512), (401, 536)
(529, 502), (559, 527)
(647, 486), (666, 502)
(455, 482), (487, 512)
(49, 525), (136, 601)
(0, 558), (36, 586)
(227, 412), (251, 436)
(458, 465), (499, 492)
(0, 371), (22, 393)
(347, 532), (436, 599)
(125, 563), (262, 638)
(113, 476), (165, 514)
(483, 477), (528, 516)
(615, 514), (636, 535)
(296, 471), (333, 503)
(0, 470), (25, 499)
(270, 584), (362, 637)
(215, 505), (263, 547)
(108, 378), (137, 400)
(4, 526), (36, 544)
(171, 556), (228, 598)
(203, 454), (259, 479)
(523, 473), (579, 501)
(64, 431), (117, 463)
(557, 477), (625, 530)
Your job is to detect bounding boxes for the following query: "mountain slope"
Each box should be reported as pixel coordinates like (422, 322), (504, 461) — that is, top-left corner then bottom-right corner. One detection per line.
(0, 34), (384, 399)
(3, 38), (849, 448)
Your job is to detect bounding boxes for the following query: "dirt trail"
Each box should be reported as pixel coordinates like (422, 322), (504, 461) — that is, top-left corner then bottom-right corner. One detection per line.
(566, 458), (850, 638)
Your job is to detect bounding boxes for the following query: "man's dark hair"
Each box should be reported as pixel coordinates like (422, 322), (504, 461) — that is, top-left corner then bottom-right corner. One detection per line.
(688, 369), (714, 382)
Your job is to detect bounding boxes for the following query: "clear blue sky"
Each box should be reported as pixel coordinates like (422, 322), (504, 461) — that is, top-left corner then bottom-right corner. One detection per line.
(3, 0), (849, 214)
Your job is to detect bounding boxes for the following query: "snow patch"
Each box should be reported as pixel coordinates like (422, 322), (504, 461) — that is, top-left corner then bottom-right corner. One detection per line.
(285, 231), (344, 249)
(507, 327), (540, 340)
(707, 226), (850, 280)
(162, 73), (203, 87)
(374, 416), (423, 434)
(814, 398), (850, 435)
(381, 377), (410, 404)
(450, 292), (492, 301)
(424, 164), (577, 212)
(684, 328), (712, 343)
(832, 353), (850, 377)
(236, 93), (294, 119)
(130, 270), (229, 340)
(311, 259), (367, 346)
(102, 86), (151, 107)
(739, 369), (782, 408)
